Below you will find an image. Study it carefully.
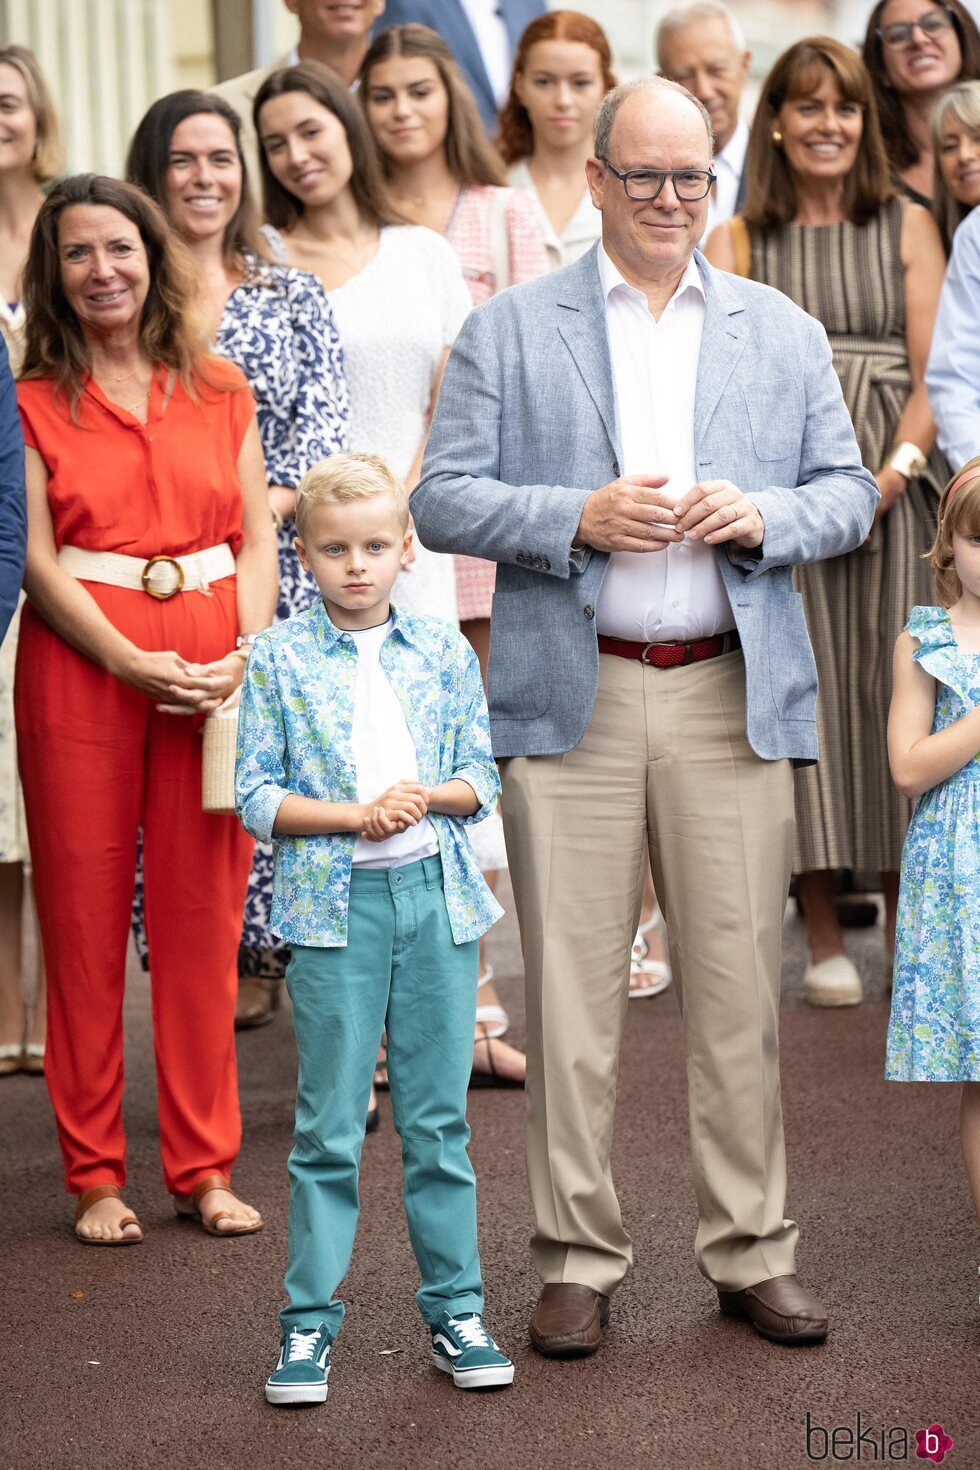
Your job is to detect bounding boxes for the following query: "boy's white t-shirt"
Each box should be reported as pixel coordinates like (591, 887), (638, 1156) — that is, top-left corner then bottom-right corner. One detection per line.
(349, 620), (440, 869)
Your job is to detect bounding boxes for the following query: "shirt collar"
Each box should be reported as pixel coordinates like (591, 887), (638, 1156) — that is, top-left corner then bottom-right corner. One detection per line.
(597, 241), (705, 312)
(714, 116), (749, 178)
(312, 597), (416, 650)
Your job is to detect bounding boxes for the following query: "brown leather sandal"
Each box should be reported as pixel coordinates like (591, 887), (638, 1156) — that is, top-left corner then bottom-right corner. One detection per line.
(172, 1173), (263, 1237)
(73, 1184), (143, 1245)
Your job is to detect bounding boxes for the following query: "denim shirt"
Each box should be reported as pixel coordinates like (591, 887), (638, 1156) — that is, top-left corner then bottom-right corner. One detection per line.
(236, 599), (504, 947)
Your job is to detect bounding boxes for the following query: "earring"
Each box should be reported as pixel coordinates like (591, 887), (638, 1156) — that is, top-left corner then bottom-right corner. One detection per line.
(771, 129), (783, 146)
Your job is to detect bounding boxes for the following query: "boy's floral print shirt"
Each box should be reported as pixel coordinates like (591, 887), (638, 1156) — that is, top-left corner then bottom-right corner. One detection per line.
(236, 599), (504, 947)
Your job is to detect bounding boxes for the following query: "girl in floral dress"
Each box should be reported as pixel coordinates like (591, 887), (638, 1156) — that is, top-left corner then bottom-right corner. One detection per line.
(886, 456), (980, 1228)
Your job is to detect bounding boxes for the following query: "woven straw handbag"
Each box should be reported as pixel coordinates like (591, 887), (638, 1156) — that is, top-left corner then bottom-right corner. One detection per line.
(202, 687), (241, 814)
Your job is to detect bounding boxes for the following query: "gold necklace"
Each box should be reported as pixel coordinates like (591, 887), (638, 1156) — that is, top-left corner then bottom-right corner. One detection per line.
(100, 365), (143, 385)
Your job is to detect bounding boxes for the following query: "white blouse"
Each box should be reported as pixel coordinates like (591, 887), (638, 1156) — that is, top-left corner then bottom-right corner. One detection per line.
(507, 159), (602, 271)
(263, 223), (472, 622)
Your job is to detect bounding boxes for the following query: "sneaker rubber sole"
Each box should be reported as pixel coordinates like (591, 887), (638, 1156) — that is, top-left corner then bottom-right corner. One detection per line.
(265, 1369), (330, 1406)
(431, 1352), (514, 1388)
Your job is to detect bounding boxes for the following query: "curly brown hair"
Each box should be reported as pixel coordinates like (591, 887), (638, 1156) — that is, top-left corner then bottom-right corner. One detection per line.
(743, 36), (895, 234)
(20, 174), (212, 409)
(359, 24), (505, 186)
(862, 0), (980, 174)
(497, 11), (616, 166)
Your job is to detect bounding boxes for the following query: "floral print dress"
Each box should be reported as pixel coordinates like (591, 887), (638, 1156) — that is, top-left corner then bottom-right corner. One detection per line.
(885, 606), (980, 1081)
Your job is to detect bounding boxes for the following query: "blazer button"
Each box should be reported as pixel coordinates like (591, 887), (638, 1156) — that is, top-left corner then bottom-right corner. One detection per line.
(584, 604), (595, 619)
(542, 558), (551, 571)
(532, 556), (543, 569)
(516, 553), (526, 565)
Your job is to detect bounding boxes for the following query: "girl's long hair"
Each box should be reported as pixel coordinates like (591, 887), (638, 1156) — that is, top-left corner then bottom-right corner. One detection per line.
(359, 24), (506, 186)
(0, 44), (65, 183)
(254, 61), (402, 231)
(497, 10), (616, 166)
(928, 455), (980, 606)
(20, 174), (211, 409)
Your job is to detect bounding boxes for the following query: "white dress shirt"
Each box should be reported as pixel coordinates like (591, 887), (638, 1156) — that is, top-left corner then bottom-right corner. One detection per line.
(459, 0), (512, 106)
(594, 243), (735, 642)
(704, 117), (749, 240)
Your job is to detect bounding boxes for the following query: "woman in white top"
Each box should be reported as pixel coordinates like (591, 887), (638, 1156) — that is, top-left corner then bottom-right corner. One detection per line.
(498, 11), (615, 271)
(255, 61), (470, 624)
(0, 45), (63, 1079)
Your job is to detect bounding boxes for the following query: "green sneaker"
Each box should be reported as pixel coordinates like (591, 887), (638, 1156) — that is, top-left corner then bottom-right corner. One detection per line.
(430, 1312), (514, 1389)
(265, 1323), (332, 1405)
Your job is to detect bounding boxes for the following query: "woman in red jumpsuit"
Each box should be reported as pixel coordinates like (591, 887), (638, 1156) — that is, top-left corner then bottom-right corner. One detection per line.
(16, 175), (277, 1243)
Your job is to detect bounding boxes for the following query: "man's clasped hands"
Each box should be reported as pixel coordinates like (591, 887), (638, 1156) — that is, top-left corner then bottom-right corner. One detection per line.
(576, 473), (766, 553)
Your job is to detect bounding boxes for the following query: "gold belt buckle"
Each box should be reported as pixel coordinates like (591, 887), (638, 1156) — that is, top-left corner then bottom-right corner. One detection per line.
(141, 555), (185, 600)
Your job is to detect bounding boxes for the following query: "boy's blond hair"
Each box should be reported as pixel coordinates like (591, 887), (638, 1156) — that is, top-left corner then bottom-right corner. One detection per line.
(295, 452), (410, 538)
(927, 455), (980, 608)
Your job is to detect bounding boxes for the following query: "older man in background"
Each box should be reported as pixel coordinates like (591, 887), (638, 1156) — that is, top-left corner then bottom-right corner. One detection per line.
(413, 76), (878, 1359)
(212, 0), (385, 184)
(656, 0), (751, 237)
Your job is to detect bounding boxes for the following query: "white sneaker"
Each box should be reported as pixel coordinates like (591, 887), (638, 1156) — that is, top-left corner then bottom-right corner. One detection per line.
(803, 955), (863, 1007)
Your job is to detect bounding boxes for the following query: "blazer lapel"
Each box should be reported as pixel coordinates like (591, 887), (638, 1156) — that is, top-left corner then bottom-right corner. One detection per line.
(556, 247), (621, 463)
(693, 255), (748, 453)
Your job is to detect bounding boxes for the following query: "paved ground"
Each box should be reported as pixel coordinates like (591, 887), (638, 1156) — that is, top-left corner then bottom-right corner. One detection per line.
(2, 880), (977, 1470)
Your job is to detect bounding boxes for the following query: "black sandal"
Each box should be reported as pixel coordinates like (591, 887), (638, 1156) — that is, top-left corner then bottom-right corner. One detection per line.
(468, 1034), (525, 1090)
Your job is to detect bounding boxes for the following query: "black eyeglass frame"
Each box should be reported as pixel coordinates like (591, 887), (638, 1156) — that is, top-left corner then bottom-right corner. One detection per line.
(599, 157), (717, 201)
(875, 5), (955, 49)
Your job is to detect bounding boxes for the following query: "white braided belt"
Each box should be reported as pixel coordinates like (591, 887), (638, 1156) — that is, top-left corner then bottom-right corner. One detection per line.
(58, 543), (236, 600)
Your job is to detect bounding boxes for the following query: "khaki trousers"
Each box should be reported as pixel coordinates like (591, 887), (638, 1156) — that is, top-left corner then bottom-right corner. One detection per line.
(501, 649), (800, 1295)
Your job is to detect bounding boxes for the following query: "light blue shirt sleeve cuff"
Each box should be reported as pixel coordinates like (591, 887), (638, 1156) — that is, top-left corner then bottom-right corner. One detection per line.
(452, 764), (500, 825)
(240, 785), (290, 844)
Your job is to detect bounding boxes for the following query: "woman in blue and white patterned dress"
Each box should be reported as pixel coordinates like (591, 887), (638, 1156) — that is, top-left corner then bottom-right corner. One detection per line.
(887, 457), (980, 1231)
(126, 91), (349, 1025)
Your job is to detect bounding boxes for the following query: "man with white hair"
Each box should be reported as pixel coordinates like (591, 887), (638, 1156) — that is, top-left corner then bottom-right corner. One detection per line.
(414, 75), (878, 1357)
(656, 1), (751, 236)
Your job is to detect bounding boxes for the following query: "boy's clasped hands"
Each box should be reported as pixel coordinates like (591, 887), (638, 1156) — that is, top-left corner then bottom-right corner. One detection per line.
(359, 778), (430, 842)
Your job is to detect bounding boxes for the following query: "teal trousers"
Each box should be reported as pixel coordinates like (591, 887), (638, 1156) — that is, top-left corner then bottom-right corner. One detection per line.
(282, 855), (483, 1335)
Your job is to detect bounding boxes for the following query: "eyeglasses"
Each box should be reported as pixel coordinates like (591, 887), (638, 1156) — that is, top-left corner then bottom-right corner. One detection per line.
(876, 7), (954, 49)
(599, 158), (716, 201)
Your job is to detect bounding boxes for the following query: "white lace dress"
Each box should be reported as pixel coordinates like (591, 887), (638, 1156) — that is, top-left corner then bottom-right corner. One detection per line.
(263, 224), (471, 622)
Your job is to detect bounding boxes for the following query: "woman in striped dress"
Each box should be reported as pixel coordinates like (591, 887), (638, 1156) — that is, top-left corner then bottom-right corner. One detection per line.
(706, 36), (948, 1006)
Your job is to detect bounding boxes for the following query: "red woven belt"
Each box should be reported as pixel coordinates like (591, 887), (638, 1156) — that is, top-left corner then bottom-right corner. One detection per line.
(597, 629), (741, 668)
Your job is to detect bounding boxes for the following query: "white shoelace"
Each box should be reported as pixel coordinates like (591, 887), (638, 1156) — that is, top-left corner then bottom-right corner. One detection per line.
(449, 1315), (491, 1350)
(286, 1328), (320, 1363)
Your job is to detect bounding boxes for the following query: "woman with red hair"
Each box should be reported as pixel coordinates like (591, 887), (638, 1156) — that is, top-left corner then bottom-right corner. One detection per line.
(499, 10), (615, 269)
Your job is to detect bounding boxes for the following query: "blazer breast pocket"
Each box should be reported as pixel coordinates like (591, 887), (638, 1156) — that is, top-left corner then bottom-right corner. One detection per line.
(741, 381), (805, 463)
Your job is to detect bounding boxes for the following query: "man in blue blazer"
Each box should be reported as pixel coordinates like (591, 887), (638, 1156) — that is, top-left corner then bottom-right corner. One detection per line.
(413, 78), (878, 1357)
(378, 0), (545, 133)
(0, 339), (25, 645)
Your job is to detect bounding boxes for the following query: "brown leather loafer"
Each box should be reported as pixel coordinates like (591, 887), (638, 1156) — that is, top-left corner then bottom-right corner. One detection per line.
(529, 1283), (611, 1358)
(718, 1274), (828, 1345)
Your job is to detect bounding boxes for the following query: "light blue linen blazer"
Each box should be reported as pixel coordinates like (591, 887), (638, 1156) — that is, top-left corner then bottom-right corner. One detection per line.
(412, 245), (879, 763)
